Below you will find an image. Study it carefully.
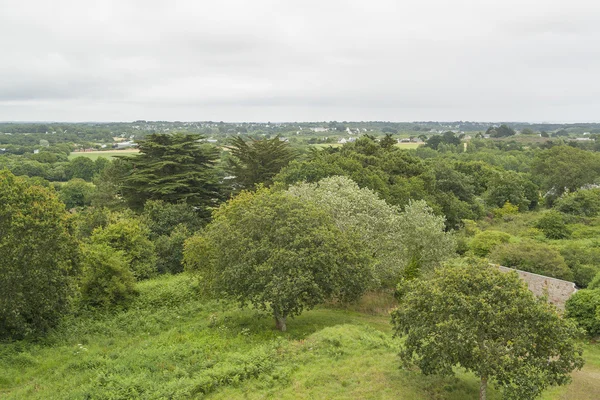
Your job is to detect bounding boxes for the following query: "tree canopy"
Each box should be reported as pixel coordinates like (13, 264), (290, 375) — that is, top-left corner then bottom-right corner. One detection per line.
(184, 187), (372, 331)
(0, 170), (79, 339)
(119, 133), (222, 217)
(392, 261), (584, 400)
(225, 135), (296, 191)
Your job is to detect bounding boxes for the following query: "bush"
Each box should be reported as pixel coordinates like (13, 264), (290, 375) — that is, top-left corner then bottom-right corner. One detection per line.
(589, 271), (600, 290)
(154, 224), (191, 274)
(555, 188), (600, 217)
(57, 178), (96, 209)
(559, 242), (600, 287)
(141, 200), (203, 239)
(489, 241), (573, 281)
(565, 289), (600, 337)
(91, 217), (157, 280)
(79, 244), (137, 309)
(535, 211), (571, 239)
(469, 230), (511, 257)
(491, 202), (519, 219)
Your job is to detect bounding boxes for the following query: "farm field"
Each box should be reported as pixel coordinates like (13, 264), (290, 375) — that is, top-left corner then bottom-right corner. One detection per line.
(68, 149), (139, 160)
(1, 274), (597, 400)
(310, 142), (421, 150)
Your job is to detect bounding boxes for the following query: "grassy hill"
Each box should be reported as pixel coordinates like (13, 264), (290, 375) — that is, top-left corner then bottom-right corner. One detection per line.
(1, 274), (598, 399)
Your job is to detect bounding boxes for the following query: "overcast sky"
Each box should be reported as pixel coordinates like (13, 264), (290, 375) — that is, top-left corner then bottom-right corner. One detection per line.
(1, 0), (599, 122)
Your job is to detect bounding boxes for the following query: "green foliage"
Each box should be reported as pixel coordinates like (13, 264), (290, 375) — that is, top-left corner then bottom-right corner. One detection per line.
(555, 188), (600, 217)
(484, 171), (538, 211)
(565, 289), (600, 337)
(559, 242), (600, 288)
(589, 271), (600, 290)
(425, 131), (460, 150)
(141, 199), (202, 239)
(489, 241), (573, 281)
(57, 178), (96, 209)
(469, 230), (511, 257)
(532, 146), (600, 199)
(535, 210), (572, 239)
(487, 124), (516, 138)
(90, 218), (157, 280)
(0, 170), (79, 339)
(491, 201), (519, 219)
(154, 224), (190, 274)
(226, 135), (296, 190)
(67, 156), (96, 181)
(119, 133), (222, 217)
(69, 207), (113, 240)
(275, 139), (481, 229)
(89, 158), (131, 210)
(396, 200), (456, 276)
(184, 188), (372, 331)
(392, 260), (584, 400)
(79, 243), (137, 309)
(380, 133), (397, 149)
(287, 176), (454, 286)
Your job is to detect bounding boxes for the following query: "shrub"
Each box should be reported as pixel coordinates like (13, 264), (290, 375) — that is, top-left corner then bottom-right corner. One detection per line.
(489, 241), (573, 281)
(589, 271), (600, 290)
(154, 224), (191, 274)
(91, 217), (157, 280)
(141, 200), (203, 239)
(79, 244), (137, 309)
(57, 178), (96, 209)
(535, 211), (571, 239)
(491, 201), (519, 219)
(555, 188), (600, 217)
(469, 230), (511, 257)
(565, 289), (600, 337)
(559, 242), (600, 287)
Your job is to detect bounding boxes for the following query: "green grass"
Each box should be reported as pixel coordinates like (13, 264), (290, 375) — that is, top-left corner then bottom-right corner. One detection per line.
(0, 274), (597, 399)
(68, 150), (139, 160)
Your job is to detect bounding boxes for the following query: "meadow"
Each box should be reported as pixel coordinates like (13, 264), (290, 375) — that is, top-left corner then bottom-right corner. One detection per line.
(1, 274), (597, 399)
(68, 149), (140, 160)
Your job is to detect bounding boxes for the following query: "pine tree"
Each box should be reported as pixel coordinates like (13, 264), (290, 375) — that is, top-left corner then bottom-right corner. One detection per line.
(119, 133), (221, 218)
(225, 136), (296, 191)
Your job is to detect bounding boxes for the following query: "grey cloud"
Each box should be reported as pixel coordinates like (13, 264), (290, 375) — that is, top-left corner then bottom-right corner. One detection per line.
(1, 0), (600, 122)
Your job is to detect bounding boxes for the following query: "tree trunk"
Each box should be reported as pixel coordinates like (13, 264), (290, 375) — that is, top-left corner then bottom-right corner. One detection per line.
(479, 376), (487, 400)
(274, 314), (287, 331)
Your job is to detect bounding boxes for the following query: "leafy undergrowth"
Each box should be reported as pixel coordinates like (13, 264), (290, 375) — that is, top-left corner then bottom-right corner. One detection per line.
(0, 274), (598, 399)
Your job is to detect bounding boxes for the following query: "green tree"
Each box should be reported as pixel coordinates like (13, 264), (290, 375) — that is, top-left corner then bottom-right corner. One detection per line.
(91, 218), (157, 280)
(141, 200), (202, 239)
(58, 178), (96, 209)
(379, 133), (396, 149)
(535, 210), (571, 239)
(79, 243), (137, 309)
(226, 136), (296, 190)
(484, 171), (538, 211)
(154, 224), (190, 274)
(288, 177), (454, 286)
(470, 230), (511, 257)
(532, 146), (600, 199)
(119, 133), (222, 217)
(392, 261), (584, 400)
(67, 156), (96, 181)
(555, 188), (600, 217)
(0, 170), (79, 339)
(487, 124), (516, 138)
(565, 289), (600, 337)
(184, 188), (372, 331)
